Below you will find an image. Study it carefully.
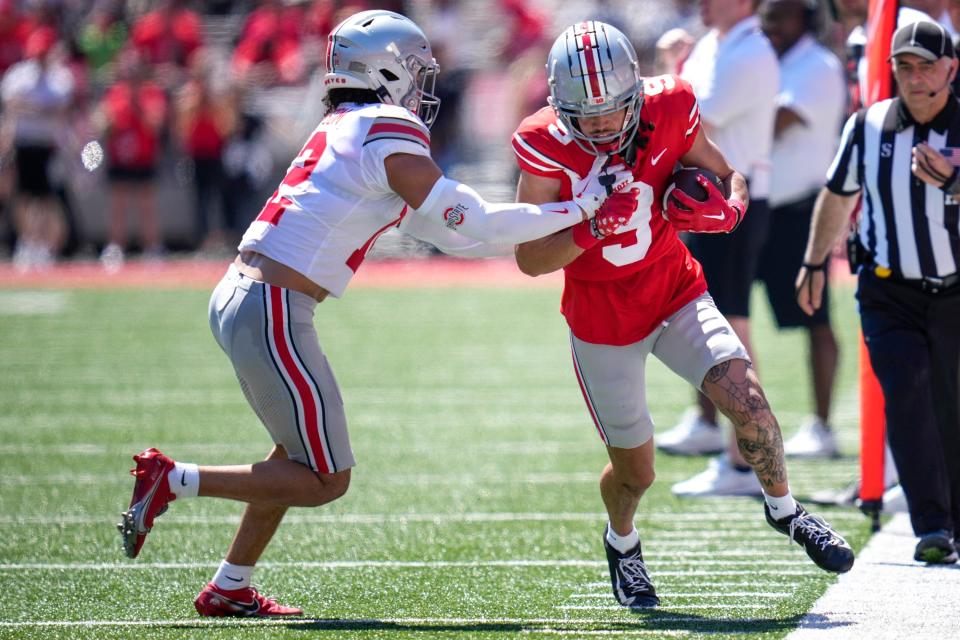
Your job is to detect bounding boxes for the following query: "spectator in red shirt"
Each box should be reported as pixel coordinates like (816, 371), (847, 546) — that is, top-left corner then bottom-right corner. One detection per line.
(95, 53), (168, 267)
(0, 0), (26, 75)
(129, 0), (203, 87)
(174, 63), (236, 251)
(231, 0), (305, 86)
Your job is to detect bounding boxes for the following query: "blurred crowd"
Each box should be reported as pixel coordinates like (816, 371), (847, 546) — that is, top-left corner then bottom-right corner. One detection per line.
(0, 0), (927, 270)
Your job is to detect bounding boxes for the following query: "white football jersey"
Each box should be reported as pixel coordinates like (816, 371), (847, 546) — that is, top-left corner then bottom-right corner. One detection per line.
(239, 102), (433, 297)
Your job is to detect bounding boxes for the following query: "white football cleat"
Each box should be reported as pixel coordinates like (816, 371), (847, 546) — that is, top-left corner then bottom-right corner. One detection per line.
(784, 417), (839, 458)
(656, 408), (724, 456)
(672, 455), (762, 497)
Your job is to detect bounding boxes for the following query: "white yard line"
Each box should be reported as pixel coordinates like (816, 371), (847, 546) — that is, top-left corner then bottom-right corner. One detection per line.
(569, 592), (793, 598)
(558, 604), (772, 610)
(581, 580), (789, 588)
(0, 510), (862, 526)
(0, 291), (68, 315)
(787, 513), (960, 639)
(0, 616), (770, 630)
(521, 631), (690, 637)
(0, 558), (812, 571)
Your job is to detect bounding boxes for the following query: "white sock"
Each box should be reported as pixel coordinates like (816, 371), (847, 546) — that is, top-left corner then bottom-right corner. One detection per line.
(606, 524), (640, 553)
(167, 462), (199, 499)
(212, 560), (254, 590)
(764, 490), (798, 521)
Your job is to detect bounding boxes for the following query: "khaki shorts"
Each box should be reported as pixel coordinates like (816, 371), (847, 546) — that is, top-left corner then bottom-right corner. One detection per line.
(208, 265), (355, 473)
(570, 293), (749, 449)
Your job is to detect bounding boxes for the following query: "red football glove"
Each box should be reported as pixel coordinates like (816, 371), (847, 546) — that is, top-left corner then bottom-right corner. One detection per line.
(664, 175), (745, 234)
(572, 187), (640, 249)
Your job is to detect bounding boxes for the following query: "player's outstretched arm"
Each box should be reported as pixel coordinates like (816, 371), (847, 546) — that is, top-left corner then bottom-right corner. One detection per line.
(385, 153), (633, 245)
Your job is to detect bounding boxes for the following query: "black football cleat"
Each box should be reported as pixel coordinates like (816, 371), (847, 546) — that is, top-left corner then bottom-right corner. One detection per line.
(603, 526), (660, 608)
(765, 502), (854, 573)
(914, 531), (958, 564)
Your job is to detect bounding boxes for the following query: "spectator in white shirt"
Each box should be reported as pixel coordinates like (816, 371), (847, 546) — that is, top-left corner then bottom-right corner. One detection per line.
(0, 26), (74, 270)
(654, 0), (781, 497)
(756, 0), (846, 458)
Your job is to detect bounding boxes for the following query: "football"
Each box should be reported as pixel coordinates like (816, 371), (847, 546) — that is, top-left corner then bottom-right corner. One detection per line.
(662, 167), (724, 213)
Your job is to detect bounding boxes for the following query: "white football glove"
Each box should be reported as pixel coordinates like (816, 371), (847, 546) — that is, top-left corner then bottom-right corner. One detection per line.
(572, 163), (636, 219)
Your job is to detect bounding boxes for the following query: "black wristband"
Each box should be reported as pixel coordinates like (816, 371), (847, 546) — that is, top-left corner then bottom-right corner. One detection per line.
(941, 166), (960, 196)
(589, 217), (604, 240)
(802, 260), (827, 272)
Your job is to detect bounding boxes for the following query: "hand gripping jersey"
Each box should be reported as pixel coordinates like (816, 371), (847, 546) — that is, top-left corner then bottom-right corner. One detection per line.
(239, 103), (435, 298)
(513, 75), (708, 345)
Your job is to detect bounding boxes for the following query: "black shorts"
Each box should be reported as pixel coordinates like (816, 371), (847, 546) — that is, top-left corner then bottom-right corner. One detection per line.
(757, 195), (830, 328)
(14, 145), (55, 196)
(107, 166), (156, 182)
(685, 198), (770, 318)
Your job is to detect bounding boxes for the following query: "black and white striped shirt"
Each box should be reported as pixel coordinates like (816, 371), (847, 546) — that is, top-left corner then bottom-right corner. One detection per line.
(827, 97), (960, 279)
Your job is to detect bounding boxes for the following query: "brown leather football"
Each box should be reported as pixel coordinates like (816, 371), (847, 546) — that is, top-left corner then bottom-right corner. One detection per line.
(662, 167), (724, 212)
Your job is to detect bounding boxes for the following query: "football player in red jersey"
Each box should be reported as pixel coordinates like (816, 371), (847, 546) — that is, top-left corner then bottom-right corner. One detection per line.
(116, 10), (641, 618)
(512, 21), (855, 608)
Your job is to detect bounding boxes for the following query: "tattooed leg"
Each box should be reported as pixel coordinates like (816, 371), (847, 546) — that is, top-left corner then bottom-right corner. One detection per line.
(701, 359), (789, 495)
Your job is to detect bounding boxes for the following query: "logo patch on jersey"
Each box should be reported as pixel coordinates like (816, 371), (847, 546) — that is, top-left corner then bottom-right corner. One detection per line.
(443, 204), (468, 228)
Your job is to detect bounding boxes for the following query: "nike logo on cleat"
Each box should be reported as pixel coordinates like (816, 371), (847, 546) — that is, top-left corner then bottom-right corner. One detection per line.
(217, 596), (260, 615)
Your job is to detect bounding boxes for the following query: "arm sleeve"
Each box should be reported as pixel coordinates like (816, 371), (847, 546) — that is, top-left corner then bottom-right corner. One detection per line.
(398, 211), (515, 258)
(825, 111), (862, 195)
(412, 176), (584, 244)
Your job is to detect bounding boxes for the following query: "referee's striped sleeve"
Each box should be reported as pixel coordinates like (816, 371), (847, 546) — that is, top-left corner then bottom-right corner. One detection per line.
(825, 111), (862, 195)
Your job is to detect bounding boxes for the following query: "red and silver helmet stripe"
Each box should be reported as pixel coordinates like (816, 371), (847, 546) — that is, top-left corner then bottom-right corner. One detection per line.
(326, 32), (336, 71)
(575, 22), (606, 104)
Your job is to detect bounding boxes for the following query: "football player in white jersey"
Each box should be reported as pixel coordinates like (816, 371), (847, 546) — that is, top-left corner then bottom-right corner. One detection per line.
(116, 10), (641, 617)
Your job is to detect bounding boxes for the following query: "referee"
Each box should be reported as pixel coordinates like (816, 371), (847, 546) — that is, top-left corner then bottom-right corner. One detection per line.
(797, 20), (960, 565)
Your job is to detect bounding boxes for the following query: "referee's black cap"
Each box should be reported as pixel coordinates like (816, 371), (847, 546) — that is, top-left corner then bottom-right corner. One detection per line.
(890, 20), (956, 61)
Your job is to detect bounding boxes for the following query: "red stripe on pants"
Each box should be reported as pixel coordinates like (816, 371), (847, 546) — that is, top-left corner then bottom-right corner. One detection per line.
(571, 348), (608, 445)
(269, 287), (331, 474)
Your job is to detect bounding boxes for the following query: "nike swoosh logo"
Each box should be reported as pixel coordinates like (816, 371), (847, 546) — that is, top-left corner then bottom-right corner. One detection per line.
(224, 574), (243, 582)
(702, 213), (725, 220)
(180, 470), (187, 486)
(546, 207), (570, 214)
(650, 148), (667, 166)
(218, 594), (260, 614)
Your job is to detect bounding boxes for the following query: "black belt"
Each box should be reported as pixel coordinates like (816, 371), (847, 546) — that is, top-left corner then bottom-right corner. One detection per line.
(870, 264), (960, 294)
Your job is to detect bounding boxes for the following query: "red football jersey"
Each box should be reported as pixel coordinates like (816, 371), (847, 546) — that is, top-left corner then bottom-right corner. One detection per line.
(512, 75), (708, 346)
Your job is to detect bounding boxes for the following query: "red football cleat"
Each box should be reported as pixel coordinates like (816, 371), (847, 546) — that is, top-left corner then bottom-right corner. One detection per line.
(194, 583), (304, 617)
(117, 447), (176, 558)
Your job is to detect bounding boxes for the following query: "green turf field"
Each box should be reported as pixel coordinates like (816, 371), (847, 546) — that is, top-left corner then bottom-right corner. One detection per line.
(0, 282), (874, 638)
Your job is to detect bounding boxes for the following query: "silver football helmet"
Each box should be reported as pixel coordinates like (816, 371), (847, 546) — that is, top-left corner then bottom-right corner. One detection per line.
(547, 21), (642, 155)
(324, 10), (441, 127)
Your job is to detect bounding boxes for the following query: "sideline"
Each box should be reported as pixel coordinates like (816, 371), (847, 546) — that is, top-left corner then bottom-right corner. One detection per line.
(0, 257), (563, 290)
(787, 513), (960, 639)
(0, 255), (856, 290)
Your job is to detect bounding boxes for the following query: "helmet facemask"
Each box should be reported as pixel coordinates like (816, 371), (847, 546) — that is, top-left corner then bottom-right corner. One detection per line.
(391, 47), (440, 128)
